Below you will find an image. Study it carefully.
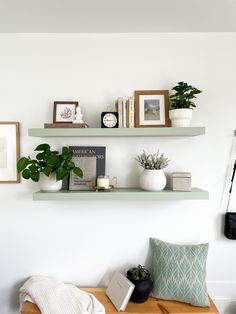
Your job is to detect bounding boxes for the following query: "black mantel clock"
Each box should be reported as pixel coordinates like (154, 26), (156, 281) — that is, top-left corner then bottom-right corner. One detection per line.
(101, 112), (119, 128)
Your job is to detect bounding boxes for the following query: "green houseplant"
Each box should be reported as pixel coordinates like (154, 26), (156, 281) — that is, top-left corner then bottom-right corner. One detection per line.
(135, 150), (169, 191)
(17, 143), (83, 191)
(127, 265), (153, 303)
(169, 81), (202, 127)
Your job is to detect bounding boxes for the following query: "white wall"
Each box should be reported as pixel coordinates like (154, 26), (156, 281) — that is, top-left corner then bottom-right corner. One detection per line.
(0, 33), (236, 314)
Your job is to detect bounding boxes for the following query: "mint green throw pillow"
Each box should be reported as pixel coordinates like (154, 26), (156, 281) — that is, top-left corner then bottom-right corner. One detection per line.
(150, 238), (209, 307)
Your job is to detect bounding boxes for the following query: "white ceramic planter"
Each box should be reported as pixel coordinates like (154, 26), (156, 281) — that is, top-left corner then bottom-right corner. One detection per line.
(169, 108), (193, 127)
(39, 173), (62, 192)
(139, 169), (166, 191)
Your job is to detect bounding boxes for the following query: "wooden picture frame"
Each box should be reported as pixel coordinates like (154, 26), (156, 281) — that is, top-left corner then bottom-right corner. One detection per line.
(53, 101), (79, 123)
(134, 90), (170, 128)
(0, 122), (20, 183)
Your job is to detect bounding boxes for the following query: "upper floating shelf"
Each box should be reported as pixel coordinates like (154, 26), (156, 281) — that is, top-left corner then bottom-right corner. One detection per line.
(28, 127), (205, 137)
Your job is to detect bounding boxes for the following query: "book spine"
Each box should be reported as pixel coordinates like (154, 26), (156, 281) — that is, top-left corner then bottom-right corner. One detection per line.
(116, 98), (123, 128)
(128, 97), (134, 128)
(122, 98), (126, 128)
(126, 99), (130, 128)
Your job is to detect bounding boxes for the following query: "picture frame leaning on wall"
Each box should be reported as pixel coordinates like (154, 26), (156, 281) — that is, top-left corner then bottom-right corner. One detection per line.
(134, 90), (170, 128)
(0, 122), (20, 183)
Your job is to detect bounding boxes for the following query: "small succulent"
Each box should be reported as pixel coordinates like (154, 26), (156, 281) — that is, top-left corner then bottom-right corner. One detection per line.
(127, 265), (150, 281)
(170, 81), (202, 110)
(135, 150), (169, 170)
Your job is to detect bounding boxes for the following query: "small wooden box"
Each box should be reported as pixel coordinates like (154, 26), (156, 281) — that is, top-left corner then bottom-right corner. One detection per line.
(172, 172), (191, 191)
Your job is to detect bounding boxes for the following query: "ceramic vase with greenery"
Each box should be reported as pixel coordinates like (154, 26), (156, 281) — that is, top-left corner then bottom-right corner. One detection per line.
(17, 143), (83, 191)
(135, 150), (169, 191)
(169, 81), (202, 127)
(127, 265), (153, 303)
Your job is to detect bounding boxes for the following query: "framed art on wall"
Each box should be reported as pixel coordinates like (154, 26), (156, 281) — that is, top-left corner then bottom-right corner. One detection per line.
(0, 122), (20, 183)
(134, 90), (170, 127)
(53, 101), (79, 123)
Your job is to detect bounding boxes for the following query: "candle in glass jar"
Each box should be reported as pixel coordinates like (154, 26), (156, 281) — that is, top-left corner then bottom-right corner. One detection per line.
(97, 176), (109, 189)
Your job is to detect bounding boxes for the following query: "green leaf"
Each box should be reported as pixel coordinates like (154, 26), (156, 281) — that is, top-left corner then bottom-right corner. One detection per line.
(62, 146), (69, 154)
(62, 147), (73, 160)
(34, 143), (50, 152)
(29, 164), (39, 172)
(36, 152), (45, 160)
(42, 165), (52, 176)
(17, 157), (29, 172)
(73, 167), (83, 178)
(38, 161), (46, 167)
(22, 169), (30, 179)
(46, 154), (59, 166)
(30, 172), (40, 182)
(66, 161), (75, 170)
(56, 167), (68, 180)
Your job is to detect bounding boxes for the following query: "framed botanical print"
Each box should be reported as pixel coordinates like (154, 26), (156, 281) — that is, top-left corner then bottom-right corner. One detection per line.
(0, 122), (20, 183)
(134, 90), (170, 127)
(53, 101), (79, 123)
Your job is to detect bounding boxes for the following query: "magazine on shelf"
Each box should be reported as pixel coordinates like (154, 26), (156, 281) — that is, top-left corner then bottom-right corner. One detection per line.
(106, 272), (135, 312)
(63, 146), (106, 191)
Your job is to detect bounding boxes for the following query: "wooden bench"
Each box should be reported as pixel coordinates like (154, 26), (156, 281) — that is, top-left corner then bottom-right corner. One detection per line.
(20, 288), (219, 314)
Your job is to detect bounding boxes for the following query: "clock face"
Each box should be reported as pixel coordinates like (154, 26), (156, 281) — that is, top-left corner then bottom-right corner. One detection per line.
(102, 112), (118, 128)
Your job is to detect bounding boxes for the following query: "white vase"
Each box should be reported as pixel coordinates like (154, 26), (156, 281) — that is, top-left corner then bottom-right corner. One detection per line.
(139, 169), (166, 191)
(39, 173), (62, 192)
(169, 108), (193, 127)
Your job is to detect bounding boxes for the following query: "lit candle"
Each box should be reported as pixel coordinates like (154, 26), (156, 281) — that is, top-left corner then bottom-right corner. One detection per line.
(97, 176), (109, 189)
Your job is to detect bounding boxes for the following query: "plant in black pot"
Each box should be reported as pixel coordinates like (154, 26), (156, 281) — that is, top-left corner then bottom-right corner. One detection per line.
(127, 265), (153, 303)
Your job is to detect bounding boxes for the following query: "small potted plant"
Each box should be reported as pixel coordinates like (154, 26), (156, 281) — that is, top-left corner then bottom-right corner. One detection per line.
(169, 81), (202, 127)
(135, 150), (169, 191)
(17, 143), (83, 191)
(127, 265), (153, 303)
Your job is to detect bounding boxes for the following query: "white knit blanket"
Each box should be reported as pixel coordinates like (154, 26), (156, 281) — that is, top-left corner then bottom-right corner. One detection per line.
(19, 276), (106, 314)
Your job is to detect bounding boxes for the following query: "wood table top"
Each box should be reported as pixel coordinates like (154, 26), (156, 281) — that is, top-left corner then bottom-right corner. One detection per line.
(20, 288), (219, 314)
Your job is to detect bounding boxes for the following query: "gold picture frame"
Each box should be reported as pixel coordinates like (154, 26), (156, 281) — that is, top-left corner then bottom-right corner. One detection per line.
(134, 90), (170, 128)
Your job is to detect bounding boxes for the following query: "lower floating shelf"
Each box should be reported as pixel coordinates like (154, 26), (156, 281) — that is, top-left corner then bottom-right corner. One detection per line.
(33, 187), (209, 201)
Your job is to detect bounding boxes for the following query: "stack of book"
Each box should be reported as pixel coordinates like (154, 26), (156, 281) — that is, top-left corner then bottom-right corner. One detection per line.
(115, 97), (135, 128)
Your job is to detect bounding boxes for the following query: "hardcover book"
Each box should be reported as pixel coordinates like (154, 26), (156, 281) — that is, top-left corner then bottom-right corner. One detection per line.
(67, 146), (106, 190)
(116, 97), (123, 128)
(122, 98), (127, 128)
(129, 97), (135, 128)
(106, 272), (135, 312)
(126, 97), (134, 128)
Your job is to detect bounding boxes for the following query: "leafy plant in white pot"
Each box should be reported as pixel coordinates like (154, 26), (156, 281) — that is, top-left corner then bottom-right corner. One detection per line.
(17, 143), (83, 191)
(136, 150), (169, 191)
(169, 81), (202, 127)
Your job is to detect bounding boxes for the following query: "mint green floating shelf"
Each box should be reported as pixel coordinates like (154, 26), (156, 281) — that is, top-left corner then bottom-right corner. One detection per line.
(33, 187), (209, 201)
(28, 127), (205, 138)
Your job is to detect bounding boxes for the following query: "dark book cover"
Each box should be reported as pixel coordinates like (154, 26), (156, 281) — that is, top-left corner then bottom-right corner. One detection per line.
(63, 146), (106, 190)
